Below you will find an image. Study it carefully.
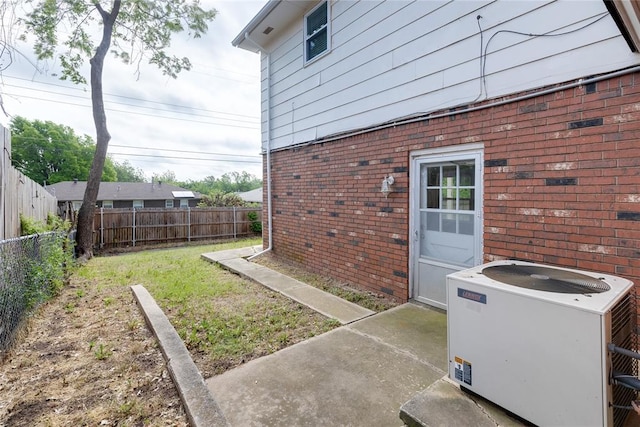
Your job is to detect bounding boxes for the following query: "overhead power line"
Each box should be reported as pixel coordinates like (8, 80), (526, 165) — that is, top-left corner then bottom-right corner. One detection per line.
(109, 144), (262, 158)
(109, 152), (262, 164)
(2, 74), (260, 120)
(3, 91), (260, 129)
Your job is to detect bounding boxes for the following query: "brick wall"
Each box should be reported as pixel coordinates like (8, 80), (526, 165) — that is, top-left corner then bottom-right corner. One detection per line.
(265, 71), (640, 304)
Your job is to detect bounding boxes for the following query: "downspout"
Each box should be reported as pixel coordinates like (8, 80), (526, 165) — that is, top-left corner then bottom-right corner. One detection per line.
(244, 33), (273, 260)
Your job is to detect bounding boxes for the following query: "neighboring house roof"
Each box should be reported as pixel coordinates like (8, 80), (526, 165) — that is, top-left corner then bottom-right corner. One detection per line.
(237, 188), (263, 203)
(45, 181), (199, 202)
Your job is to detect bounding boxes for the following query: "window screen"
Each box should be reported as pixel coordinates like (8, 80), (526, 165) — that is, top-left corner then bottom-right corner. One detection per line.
(305, 1), (329, 62)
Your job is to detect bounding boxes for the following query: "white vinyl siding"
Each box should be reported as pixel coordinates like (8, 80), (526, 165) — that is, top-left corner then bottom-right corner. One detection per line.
(259, 0), (640, 151)
(133, 200), (144, 209)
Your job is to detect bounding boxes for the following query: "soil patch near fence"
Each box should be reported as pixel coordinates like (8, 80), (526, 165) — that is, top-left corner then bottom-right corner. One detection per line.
(0, 278), (187, 427)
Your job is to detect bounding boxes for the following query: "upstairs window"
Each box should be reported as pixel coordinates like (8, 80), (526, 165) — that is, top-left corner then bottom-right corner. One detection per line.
(305, 1), (330, 63)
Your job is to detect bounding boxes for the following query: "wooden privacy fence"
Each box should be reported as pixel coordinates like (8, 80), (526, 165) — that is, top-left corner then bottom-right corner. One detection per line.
(93, 207), (261, 249)
(1, 125), (58, 240)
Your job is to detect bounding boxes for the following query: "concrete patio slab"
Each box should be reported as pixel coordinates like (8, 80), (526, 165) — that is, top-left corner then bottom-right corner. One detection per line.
(350, 304), (448, 372)
(206, 310), (445, 427)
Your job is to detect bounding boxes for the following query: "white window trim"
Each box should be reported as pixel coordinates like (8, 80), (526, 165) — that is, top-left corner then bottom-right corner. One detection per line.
(102, 200), (114, 209)
(179, 199), (189, 208)
(304, 0), (331, 65)
(165, 199), (174, 208)
(133, 200), (144, 209)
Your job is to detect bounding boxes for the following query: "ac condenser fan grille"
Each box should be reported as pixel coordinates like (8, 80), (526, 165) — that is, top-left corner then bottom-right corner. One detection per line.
(481, 264), (611, 294)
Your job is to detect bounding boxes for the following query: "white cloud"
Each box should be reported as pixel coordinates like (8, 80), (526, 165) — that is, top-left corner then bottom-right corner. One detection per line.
(0, 0), (266, 183)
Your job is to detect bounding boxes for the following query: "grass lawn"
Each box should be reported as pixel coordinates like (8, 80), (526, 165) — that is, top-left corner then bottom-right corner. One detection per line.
(74, 238), (340, 377)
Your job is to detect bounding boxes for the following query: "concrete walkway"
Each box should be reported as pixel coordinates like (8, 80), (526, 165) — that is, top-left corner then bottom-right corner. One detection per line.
(201, 247), (375, 325)
(201, 247), (526, 426)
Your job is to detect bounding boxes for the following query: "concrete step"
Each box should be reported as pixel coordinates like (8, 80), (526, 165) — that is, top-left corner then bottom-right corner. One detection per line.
(399, 378), (526, 427)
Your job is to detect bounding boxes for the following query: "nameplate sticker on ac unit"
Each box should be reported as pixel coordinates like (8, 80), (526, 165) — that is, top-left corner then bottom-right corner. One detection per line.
(454, 356), (472, 386)
(457, 288), (487, 304)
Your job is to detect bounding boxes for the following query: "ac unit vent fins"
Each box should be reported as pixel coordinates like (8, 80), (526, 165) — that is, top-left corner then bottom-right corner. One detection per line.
(610, 291), (638, 427)
(481, 264), (611, 294)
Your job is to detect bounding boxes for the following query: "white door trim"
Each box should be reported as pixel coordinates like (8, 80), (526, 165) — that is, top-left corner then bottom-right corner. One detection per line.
(409, 144), (484, 303)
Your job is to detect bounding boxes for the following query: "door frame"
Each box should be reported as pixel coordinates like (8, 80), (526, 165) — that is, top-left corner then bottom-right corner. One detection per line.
(408, 143), (484, 304)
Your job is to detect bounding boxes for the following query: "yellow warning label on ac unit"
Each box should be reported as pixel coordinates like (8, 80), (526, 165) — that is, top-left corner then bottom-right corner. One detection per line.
(453, 356), (472, 386)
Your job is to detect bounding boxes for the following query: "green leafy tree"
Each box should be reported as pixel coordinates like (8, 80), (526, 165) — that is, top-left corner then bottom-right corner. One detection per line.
(197, 192), (246, 207)
(181, 172), (262, 195)
(217, 171), (262, 193)
(152, 170), (178, 185)
(10, 116), (117, 184)
(20, 0), (216, 260)
(113, 160), (146, 182)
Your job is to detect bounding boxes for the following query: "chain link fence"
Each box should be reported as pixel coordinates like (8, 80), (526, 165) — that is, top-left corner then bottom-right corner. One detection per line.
(0, 232), (72, 359)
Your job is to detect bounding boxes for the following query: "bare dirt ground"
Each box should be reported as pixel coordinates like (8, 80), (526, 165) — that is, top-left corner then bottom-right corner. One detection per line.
(0, 279), (187, 427)
(0, 249), (396, 426)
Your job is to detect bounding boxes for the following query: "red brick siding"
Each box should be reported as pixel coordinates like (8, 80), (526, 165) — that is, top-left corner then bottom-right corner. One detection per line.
(264, 72), (640, 304)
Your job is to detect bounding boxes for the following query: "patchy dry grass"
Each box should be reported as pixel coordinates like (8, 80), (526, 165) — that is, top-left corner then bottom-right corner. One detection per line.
(253, 252), (399, 312)
(0, 238), (339, 426)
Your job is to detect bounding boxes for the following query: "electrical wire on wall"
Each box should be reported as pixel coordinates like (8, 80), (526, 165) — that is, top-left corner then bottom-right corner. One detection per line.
(474, 11), (610, 102)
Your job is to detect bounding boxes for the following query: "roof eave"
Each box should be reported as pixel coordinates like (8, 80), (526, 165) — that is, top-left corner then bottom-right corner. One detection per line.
(606, 0), (640, 52)
(232, 0), (282, 52)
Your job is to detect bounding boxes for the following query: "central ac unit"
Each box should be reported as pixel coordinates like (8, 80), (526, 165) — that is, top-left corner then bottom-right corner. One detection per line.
(447, 260), (636, 427)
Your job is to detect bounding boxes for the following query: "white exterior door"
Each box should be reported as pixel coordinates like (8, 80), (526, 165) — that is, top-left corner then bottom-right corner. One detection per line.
(411, 148), (483, 309)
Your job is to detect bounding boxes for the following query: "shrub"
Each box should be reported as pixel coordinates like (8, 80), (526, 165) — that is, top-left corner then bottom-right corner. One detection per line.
(248, 211), (262, 233)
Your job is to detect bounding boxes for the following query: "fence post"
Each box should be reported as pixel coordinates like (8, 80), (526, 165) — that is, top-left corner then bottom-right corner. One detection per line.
(233, 206), (237, 239)
(100, 207), (104, 248)
(187, 206), (191, 242)
(132, 208), (136, 247)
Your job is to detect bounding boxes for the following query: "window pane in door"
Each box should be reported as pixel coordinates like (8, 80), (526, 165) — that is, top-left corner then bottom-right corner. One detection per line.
(426, 212), (440, 231)
(459, 189), (475, 211)
(442, 213), (456, 233)
(427, 166), (440, 187)
(426, 189), (439, 208)
(459, 213), (474, 235)
(442, 189), (457, 210)
(460, 164), (475, 186)
(442, 165), (456, 186)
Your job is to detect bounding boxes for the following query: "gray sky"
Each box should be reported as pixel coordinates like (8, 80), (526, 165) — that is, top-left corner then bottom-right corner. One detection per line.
(0, 0), (267, 183)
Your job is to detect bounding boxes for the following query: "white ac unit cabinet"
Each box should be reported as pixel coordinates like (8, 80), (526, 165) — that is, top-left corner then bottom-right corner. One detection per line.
(447, 260), (636, 427)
